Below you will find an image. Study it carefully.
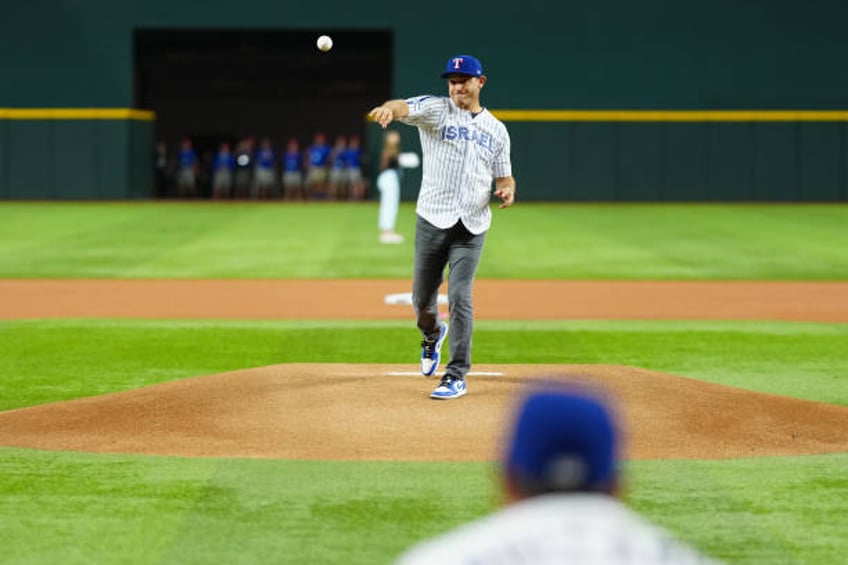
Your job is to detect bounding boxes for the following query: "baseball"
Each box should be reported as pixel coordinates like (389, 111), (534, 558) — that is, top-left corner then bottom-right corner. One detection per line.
(316, 35), (333, 52)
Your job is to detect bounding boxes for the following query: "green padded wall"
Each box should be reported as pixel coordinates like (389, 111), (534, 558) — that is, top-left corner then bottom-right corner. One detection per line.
(0, 120), (7, 199)
(4, 0), (848, 110)
(502, 120), (848, 201)
(3, 0), (848, 200)
(7, 121), (52, 199)
(0, 116), (152, 200)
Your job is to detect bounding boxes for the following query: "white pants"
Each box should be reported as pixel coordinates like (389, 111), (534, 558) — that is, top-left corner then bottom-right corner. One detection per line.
(377, 169), (400, 231)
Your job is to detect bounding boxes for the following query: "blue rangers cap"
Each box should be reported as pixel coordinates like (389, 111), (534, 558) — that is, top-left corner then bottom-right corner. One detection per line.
(441, 54), (484, 78)
(504, 385), (619, 495)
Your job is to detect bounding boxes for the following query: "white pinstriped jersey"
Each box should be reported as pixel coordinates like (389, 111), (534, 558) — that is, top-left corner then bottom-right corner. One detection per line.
(400, 95), (512, 235)
(396, 494), (722, 565)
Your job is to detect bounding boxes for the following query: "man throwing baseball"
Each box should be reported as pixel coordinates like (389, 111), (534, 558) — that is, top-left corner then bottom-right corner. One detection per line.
(369, 54), (516, 400)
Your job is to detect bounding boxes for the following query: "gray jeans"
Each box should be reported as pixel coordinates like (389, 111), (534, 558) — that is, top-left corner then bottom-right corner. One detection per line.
(413, 215), (486, 379)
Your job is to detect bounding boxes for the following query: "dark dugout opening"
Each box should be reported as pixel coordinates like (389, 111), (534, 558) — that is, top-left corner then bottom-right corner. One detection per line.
(134, 28), (392, 198)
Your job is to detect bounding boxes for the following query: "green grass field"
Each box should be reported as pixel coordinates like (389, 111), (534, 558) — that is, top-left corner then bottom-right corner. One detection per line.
(1, 202), (847, 564)
(1, 202), (847, 279)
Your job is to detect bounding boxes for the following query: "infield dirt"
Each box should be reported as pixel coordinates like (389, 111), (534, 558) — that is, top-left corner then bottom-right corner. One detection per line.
(2, 279), (847, 461)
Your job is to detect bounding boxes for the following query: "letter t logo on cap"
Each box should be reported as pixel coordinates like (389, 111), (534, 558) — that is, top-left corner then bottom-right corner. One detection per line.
(453, 57), (464, 69)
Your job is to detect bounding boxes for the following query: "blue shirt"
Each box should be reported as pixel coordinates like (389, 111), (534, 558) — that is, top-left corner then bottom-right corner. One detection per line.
(332, 147), (347, 170)
(178, 148), (197, 169)
(255, 148), (274, 170)
(344, 147), (362, 169)
(213, 152), (235, 171)
(309, 143), (331, 167)
(283, 150), (302, 173)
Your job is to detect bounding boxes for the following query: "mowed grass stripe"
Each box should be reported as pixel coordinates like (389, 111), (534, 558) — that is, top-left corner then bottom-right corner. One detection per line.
(2, 319), (847, 411)
(1, 447), (846, 564)
(1, 202), (847, 279)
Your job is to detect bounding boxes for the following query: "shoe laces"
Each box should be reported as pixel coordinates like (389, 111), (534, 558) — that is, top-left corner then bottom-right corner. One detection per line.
(438, 375), (457, 388)
(421, 339), (436, 359)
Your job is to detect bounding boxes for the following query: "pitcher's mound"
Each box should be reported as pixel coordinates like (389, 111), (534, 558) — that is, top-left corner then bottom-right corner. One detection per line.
(1, 364), (847, 461)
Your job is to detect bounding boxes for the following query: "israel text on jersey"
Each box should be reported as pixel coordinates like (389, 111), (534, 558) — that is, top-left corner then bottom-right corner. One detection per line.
(440, 125), (495, 152)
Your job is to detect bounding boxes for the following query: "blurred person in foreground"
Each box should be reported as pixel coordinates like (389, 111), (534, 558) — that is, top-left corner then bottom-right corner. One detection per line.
(395, 383), (722, 564)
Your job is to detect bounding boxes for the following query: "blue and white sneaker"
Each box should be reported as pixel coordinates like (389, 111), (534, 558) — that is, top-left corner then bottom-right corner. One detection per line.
(430, 375), (467, 400)
(420, 321), (449, 377)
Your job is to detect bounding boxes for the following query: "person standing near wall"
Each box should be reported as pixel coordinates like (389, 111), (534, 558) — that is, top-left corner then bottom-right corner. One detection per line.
(376, 129), (404, 244)
(304, 132), (331, 200)
(281, 138), (304, 201)
(252, 137), (276, 199)
(211, 141), (235, 200)
(233, 136), (255, 199)
(368, 54), (516, 400)
(328, 135), (348, 200)
(154, 140), (173, 198)
(176, 137), (198, 198)
(345, 135), (365, 200)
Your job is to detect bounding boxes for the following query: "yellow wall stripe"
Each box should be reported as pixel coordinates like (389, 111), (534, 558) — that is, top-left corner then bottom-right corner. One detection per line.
(0, 108), (155, 120)
(490, 110), (848, 122)
(4, 108), (848, 122)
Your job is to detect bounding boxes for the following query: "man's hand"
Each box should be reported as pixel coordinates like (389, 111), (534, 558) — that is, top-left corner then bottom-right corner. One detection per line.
(368, 105), (395, 128)
(368, 100), (409, 128)
(494, 178), (516, 208)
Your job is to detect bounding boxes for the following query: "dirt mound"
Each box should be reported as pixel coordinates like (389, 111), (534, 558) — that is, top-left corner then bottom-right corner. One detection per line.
(2, 364), (846, 461)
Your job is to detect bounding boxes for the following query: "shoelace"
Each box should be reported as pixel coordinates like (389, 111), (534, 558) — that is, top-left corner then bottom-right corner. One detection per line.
(421, 340), (436, 359)
(438, 376), (456, 388)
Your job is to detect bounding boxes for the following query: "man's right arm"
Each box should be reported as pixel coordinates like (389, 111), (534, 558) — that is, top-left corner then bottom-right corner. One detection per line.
(368, 99), (409, 128)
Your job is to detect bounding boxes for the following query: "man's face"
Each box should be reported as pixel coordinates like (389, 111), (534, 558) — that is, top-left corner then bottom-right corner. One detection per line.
(447, 75), (485, 110)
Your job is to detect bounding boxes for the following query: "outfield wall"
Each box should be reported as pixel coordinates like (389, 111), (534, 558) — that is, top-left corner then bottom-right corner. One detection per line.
(0, 111), (153, 200)
(501, 114), (848, 201)
(3, 0), (848, 200)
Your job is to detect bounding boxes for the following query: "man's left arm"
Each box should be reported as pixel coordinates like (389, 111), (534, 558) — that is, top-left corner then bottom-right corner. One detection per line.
(368, 99), (410, 128)
(493, 177), (516, 208)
